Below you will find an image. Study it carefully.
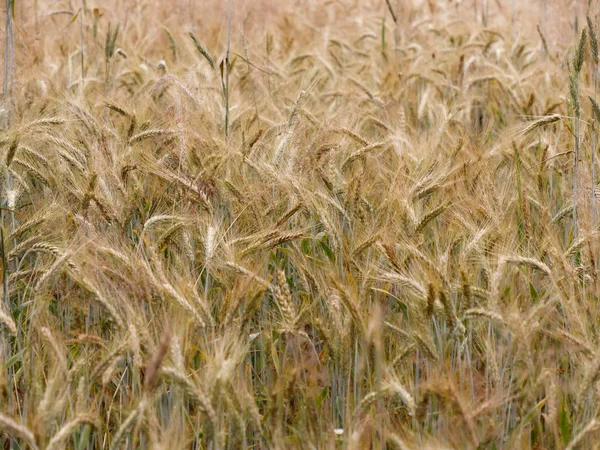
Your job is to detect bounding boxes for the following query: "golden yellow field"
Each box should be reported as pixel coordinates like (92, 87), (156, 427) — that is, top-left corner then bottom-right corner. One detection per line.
(2, 0), (600, 448)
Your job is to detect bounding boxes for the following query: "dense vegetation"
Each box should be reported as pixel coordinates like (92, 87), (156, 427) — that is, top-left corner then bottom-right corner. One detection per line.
(2, 0), (600, 448)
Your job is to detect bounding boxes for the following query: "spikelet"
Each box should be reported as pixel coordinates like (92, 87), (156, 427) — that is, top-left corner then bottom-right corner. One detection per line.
(565, 418), (600, 450)
(415, 204), (446, 234)
(463, 308), (504, 324)
(412, 332), (438, 362)
(38, 374), (68, 428)
(460, 270), (472, 312)
(128, 129), (175, 144)
(349, 78), (383, 106)
(144, 328), (171, 392)
(241, 231), (306, 256)
(102, 354), (124, 387)
(5, 137), (18, 167)
(545, 373), (560, 444)
(554, 329), (595, 355)
(357, 389), (385, 415)
(46, 415), (97, 450)
(105, 21), (120, 60)
(386, 380), (416, 415)
(578, 356), (600, 412)
(160, 366), (217, 426)
(377, 271), (428, 300)
(90, 343), (127, 381)
(329, 286), (342, 316)
(342, 141), (386, 168)
(109, 398), (147, 450)
(552, 204), (574, 223)
(224, 179), (245, 201)
(275, 270), (296, 324)
(591, 97), (600, 125)
(0, 306), (16, 335)
(565, 236), (587, 258)
(40, 327), (67, 371)
(337, 127), (369, 145)
(329, 276), (362, 327)
(189, 32), (215, 69)
(0, 414), (39, 450)
(104, 102), (131, 118)
(520, 114), (561, 135)
(161, 282), (206, 328)
(570, 73), (581, 118)
(275, 203), (304, 228)
(588, 16), (599, 66)
(205, 225), (217, 263)
(171, 334), (185, 372)
(45, 135), (87, 169)
(438, 290), (457, 330)
(425, 283), (435, 318)
(380, 242), (402, 272)
(574, 29), (587, 75)
(414, 181), (443, 200)
(225, 261), (271, 288)
(25, 117), (65, 129)
(143, 214), (180, 231)
(503, 255), (551, 276)
(352, 233), (380, 257)
(35, 249), (74, 291)
(10, 208), (52, 239)
(537, 25), (549, 56)
(288, 89), (307, 128)
(391, 343), (417, 366)
(85, 283), (125, 330)
(13, 158), (50, 186)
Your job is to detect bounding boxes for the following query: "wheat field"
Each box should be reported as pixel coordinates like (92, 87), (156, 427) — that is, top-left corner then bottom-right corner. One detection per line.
(1, 0), (600, 448)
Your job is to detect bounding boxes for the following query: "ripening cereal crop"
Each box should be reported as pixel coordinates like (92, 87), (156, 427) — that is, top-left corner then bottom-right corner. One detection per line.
(1, 0), (600, 449)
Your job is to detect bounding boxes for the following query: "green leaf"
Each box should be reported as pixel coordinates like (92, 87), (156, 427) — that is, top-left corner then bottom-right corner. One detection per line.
(319, 237), (336, 263)
(5, 353), (21, 369)
(529, 282), (539, 301)
(560, 398), (572, 445)
(69, 9), (81, 25)
(300, 238), (312, 256)
(316, 386), (328, 408)
(522, 398), (545, 425)
(77, 424), (92, 450)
